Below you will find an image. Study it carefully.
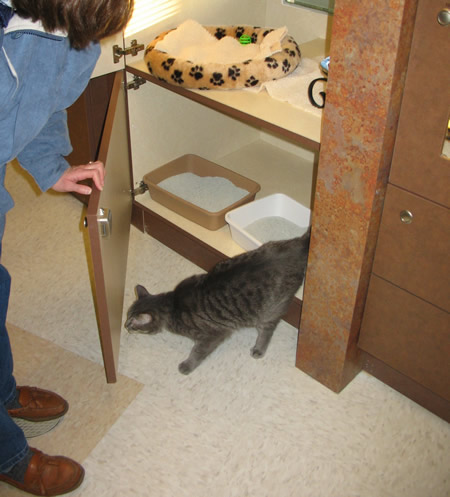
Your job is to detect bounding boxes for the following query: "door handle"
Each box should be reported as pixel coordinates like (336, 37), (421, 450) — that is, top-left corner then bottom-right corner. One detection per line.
(400, 210), (413, 224)
(437, 8), (450, 26)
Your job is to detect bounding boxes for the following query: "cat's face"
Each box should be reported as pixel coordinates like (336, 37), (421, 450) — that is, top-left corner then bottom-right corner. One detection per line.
(124, 285), (164, 335)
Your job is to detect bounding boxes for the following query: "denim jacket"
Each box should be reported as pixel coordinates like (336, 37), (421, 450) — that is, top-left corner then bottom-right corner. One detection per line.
(0, 13), (100, 215)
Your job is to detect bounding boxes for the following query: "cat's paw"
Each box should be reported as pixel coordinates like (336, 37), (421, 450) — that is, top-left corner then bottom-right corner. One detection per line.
(250, 347), (266, 359)
(178, 360), (194, 375)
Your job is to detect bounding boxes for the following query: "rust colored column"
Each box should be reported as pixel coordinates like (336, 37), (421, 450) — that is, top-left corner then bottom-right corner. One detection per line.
(297, 0), (419, 392)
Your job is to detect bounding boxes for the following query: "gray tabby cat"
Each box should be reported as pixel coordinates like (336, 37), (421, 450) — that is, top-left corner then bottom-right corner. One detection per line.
(125, 228), (310, 374)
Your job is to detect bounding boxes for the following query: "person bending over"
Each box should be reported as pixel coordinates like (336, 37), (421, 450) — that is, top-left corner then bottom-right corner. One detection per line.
(0, 0), (134, 495)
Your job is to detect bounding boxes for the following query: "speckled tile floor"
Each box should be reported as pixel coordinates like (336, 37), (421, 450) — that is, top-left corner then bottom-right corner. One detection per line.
(1, 162), (449, 497)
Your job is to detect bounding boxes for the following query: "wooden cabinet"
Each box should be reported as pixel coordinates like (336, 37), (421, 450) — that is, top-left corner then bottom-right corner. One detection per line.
(358, 0), (450, 422)
(124, 54), (321, 267)
(370, 185), (449, 311)
(69, 0), (446, 419)
(360, 276), (449, 401)
(82, 3), (328, 384)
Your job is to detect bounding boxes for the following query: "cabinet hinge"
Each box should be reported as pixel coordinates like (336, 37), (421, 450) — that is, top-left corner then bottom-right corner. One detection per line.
(126, 75), (147, 91)
(113, 39), (145, 63)
(130, 181), (149, 196)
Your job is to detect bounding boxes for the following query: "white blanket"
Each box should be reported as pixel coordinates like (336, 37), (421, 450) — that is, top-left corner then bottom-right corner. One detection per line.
(245, 57), (325, 117)
(155, 19), (288, 65)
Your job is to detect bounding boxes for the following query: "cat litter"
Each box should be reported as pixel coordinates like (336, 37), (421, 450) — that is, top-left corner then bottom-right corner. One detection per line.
(245, 216), (305, 243)
(143, 154), (260, 230)
(158, 173), (248, 212)
(226, 193), (311, 250)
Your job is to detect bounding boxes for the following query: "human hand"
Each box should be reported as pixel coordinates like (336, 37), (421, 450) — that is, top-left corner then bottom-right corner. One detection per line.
(51, 161), (105, 195)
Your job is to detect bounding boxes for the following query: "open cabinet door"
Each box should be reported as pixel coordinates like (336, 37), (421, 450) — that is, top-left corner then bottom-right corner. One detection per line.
(85, 70), (133, 383)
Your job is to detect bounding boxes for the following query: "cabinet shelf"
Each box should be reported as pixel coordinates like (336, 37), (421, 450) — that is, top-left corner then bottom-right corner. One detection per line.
(134, 139), (315, 260)
(126, 38), (325, 150)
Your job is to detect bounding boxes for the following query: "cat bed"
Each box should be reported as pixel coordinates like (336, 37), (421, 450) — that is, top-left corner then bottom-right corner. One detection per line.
(144, 21), (301, 90)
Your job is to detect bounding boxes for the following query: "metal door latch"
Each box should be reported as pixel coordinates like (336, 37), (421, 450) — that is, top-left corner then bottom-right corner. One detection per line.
(97, 208), (112, 238)
(113, 39), (145, 63)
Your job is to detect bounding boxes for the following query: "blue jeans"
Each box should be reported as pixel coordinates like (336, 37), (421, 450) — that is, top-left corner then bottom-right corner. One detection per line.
(0, 215), (29, 473)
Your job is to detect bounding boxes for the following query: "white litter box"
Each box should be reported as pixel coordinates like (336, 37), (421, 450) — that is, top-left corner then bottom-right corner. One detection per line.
(225, 193), (311, 251)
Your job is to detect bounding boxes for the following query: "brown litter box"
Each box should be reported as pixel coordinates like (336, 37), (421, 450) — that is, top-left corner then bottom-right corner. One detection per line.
(143, 154), (261, 230)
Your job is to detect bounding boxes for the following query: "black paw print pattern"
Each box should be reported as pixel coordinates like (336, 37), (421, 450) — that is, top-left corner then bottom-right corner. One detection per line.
(171, 70), (184, 84)
(228, 66), (241, 81)
(245, 76), (259, 87)
(284, 48), (296, 58)
(262, 29), (274, 38)
(146, 62), (153, 74)
(210, 72), (225, 86)
(282, 59), (291, 74)
(251, 32), (258, 43)
(235, 26), (245, 39)
(265, 57), (279, 70)
(285, 38), (300, 57)
(162, 58), (175, 71)
(189, 65), (204, 81)
(214, 28), (226, 40)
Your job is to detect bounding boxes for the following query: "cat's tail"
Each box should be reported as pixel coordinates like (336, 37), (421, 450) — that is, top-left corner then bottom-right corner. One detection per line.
(294, 225), (311, 250)
(301, 226), (311, 243)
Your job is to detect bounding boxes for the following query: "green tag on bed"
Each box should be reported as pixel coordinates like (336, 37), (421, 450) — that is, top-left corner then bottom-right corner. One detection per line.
(239, 34), (252, 45)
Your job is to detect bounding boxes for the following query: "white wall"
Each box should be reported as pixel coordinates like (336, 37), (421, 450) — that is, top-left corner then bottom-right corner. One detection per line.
(85, 0), (333, 77)
(185, 0), (266, 26)
(124, 0), (332, 48)
(124, 0), (266, 48)
(265, 0), (332, 44)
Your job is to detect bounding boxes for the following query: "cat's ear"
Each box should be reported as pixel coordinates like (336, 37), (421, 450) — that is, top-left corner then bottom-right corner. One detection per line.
(135, 285), (150, 299)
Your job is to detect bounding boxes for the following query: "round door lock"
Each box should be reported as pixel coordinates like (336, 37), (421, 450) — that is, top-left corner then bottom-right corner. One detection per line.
(437, 8), (450, 26)
(400, 210), (413, 224)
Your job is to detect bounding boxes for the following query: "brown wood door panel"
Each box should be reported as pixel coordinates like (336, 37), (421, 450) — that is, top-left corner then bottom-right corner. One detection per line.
(86, 71), (133, 382)
(67, 73), (117, 205)
(359, 275), (450, 400)
(372, 184), (450, 312)
(67, 73), (116, 166)
(388, 0), (450, 207)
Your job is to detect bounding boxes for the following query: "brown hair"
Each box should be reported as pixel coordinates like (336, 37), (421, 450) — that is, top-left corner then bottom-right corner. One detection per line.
(12, 0), (134, 49)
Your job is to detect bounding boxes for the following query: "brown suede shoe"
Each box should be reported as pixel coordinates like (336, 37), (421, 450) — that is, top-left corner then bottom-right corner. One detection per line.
(8, 387), (69, 421)
(0, 448), (85, 496)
